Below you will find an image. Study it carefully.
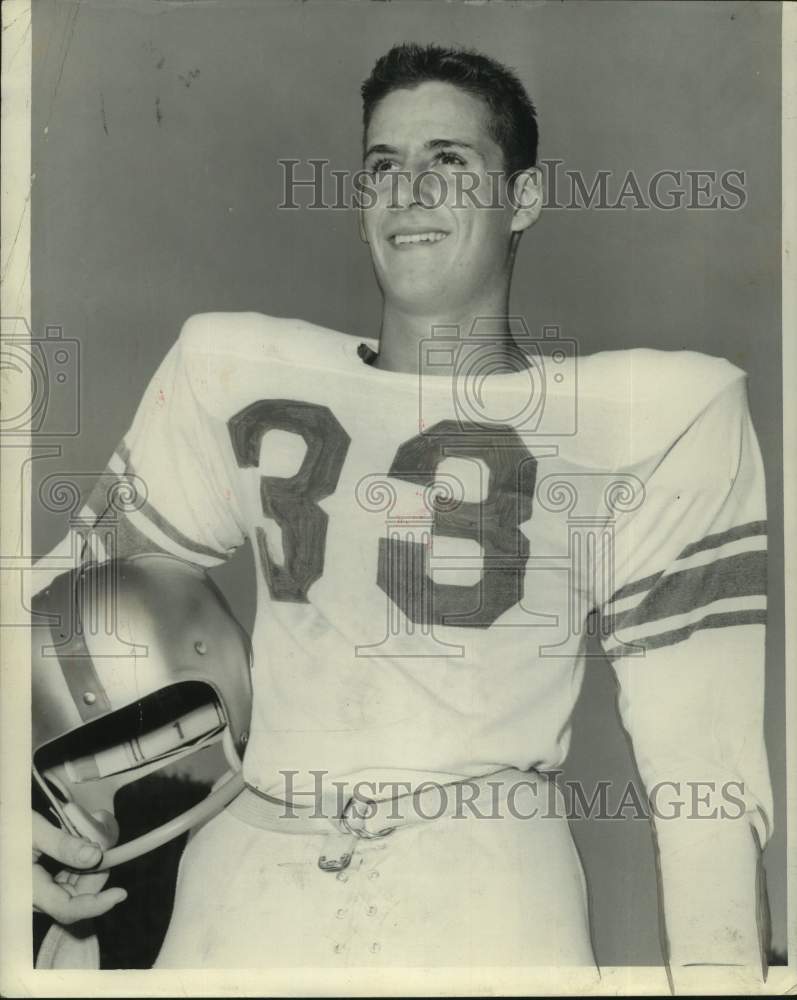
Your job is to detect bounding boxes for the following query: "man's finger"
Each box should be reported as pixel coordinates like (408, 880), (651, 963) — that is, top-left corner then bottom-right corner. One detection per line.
(32, 864), (127, 924)
(32, 812), (102, 869)
(54, 868), (111, 895)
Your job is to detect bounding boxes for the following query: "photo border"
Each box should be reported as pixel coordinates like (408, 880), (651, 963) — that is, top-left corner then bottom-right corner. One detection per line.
(1, 1), (794, 994)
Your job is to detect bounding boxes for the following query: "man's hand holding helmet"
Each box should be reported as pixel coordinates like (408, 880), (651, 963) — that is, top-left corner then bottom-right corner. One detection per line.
(33, 811), (127, 923)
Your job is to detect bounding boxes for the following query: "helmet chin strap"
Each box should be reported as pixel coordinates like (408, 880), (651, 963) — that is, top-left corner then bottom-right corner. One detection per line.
(61, 803), (119, 850)
(63, 769), (245, 870)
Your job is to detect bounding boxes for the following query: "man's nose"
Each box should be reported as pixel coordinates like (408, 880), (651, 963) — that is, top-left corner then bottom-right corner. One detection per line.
(387, 167), (444, 210)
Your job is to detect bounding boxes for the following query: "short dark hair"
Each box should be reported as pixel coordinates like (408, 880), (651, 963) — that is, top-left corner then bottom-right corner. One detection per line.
(361, 43), (538, 175)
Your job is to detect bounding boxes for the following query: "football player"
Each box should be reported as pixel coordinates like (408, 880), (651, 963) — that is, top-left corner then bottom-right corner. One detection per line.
(33, 43), (772, 990)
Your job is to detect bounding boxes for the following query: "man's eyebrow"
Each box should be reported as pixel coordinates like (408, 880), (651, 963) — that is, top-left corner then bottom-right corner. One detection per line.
(363, 143), (399, 160)
(363, 138), (480, 160)
(425, 138), (478, 151)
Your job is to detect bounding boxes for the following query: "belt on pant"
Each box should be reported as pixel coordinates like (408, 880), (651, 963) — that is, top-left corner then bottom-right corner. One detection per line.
(227, 766), (532, 874)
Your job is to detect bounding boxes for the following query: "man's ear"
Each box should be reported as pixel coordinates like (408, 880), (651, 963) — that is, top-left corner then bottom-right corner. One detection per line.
(509, 168), (543, 233)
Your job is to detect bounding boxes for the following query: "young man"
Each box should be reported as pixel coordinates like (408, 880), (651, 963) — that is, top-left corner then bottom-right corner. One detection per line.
(33, 44), (772, 989)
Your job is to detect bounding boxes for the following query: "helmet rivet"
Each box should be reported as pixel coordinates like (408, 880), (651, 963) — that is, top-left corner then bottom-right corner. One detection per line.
(83, 691), (97, 705)
(241, 731), (249, 745)
(194, 640), (207, 655)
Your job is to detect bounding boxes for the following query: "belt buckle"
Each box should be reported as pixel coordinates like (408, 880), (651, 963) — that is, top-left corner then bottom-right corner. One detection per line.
(317, 795), (394, 872)
(340, 793), (396, 841)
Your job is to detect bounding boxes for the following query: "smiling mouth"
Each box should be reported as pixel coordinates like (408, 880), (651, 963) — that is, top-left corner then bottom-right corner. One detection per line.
(389, 231), (449, 247)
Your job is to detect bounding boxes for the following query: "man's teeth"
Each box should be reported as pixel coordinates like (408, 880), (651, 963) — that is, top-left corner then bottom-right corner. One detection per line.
(391, 232), (448, 245)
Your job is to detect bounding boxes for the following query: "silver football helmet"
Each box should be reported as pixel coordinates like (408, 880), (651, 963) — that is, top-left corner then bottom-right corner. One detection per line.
(32, 554), (252, 866)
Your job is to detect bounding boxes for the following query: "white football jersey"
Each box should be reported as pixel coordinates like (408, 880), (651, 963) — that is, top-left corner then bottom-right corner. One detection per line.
(47, 312), (771, 828)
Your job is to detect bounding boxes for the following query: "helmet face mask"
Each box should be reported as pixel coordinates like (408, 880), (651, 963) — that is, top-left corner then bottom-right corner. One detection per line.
(34, 680), (236, 829)
(32, 555), (253, 863)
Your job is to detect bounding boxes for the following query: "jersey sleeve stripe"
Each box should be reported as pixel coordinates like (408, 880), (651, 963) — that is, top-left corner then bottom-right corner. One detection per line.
(608, 593), (766, 642)
(115, 439), (133, 466)
(677, 519), (767, 560)
(603, 519), (766, 610)
(107, 447), (231, 563)
(113, 504), (223, 566)
(666, 531), (766, 575)
(603, 549), (766, 635)
(81, 512), (205, 564)
(605, 570), (664, 604)
(603, 606), (767, 659)
(83, 453), (229, 565)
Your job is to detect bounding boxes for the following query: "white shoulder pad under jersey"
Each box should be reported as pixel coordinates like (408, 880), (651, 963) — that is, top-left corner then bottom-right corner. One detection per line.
(566, 346), (745, 470)
(69, 312), (356, 568)
(177, 312), (356, 413)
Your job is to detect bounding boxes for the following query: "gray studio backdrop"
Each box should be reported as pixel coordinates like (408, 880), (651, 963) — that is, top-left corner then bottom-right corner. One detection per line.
(31, 0), (784, 966)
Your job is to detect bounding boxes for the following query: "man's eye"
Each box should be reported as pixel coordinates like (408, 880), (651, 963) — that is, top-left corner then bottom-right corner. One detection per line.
(370, 159), (399, 175)
(434, 151), (467, 167)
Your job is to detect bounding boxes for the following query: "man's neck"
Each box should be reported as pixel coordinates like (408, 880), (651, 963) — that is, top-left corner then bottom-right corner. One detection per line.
(374, 296), (522, 377)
